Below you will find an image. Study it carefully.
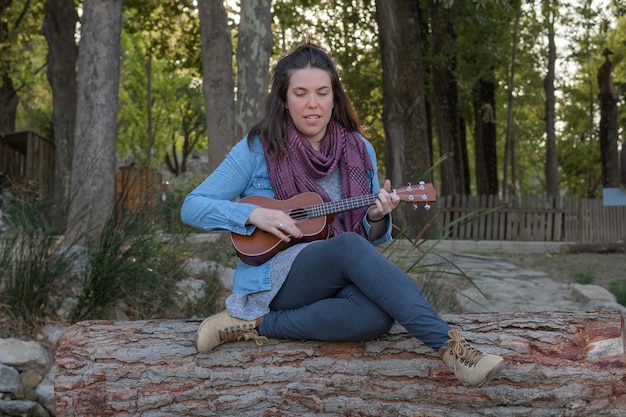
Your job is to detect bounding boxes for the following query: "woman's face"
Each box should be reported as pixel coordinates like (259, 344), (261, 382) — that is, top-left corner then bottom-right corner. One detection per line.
(285, 67), (334, 149)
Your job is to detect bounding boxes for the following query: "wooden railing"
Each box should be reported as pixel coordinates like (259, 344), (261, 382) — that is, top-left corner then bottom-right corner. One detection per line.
(439, 194), (626, 243)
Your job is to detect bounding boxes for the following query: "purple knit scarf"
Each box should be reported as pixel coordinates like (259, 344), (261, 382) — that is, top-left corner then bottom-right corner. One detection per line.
(265, 115), (373, 238)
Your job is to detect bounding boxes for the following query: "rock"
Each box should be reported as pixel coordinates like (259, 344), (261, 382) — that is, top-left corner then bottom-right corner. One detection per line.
(0, 399), (50, 417)
(35, 368), (55, 416)
(585, 300), (626, 317)
(183, 259), (234, 290)
(571, 283), (617, 304)
(17, 370), (42, 401)
(174, 277), (207, 310)
(0, 339), (52, 375)
(0, 364), (19, 394)
(42, 324), (66, 347)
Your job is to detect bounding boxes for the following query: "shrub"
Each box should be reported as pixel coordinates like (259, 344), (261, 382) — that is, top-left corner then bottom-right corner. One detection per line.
(609, 279), (626, 307)
(0, 184), (67, 329)
(573, 269), (595, 285)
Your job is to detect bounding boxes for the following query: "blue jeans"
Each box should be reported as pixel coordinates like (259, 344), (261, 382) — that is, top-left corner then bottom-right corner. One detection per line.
(257, 232), (451, 350)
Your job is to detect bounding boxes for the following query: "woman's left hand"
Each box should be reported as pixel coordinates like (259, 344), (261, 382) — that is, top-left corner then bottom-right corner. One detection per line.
(367, 179), (400, 222)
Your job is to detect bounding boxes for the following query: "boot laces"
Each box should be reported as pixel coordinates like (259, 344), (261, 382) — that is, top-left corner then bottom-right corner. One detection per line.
(219, 323), (268, 348)
(447, 329), (484, 369)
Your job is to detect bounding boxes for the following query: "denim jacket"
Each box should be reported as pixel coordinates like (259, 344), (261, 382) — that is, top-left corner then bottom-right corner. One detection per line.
(180, 134), (392, 295)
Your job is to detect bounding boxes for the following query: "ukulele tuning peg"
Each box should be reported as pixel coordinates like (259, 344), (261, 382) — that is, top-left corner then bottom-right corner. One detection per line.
(412, 203), (419, 211)
(424, 204), (431, 210)
(418, 181), (425, 190)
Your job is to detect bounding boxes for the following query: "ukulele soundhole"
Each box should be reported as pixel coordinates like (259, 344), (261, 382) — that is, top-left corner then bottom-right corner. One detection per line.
(290, 207), (307, 222)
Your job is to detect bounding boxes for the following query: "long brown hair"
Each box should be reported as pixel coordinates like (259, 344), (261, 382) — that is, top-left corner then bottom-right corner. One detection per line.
(248, 43), (364, 158)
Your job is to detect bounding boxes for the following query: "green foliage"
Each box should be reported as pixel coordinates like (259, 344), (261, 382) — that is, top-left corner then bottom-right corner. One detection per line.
(573, 269), (595, 285)
(71, 215), (188, 321)
(0, 181), (219, 330)
(609, 279), (626, 307)
(0, 187), (66, 328)
(6, 0), (626, 199)
(9, 1), (52, 136)
(117, 30), (207, 169)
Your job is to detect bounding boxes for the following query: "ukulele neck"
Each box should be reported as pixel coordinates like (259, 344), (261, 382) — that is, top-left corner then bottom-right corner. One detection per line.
(306, 190), (395, 219)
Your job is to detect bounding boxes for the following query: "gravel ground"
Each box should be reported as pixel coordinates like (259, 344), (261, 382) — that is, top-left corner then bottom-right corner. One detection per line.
(497, 251), (626, 291)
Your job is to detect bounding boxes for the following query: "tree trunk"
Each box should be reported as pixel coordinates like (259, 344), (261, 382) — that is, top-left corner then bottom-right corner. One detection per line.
(41, 0), (78, 233)
(597, 50), (620, 188)
(0, 0), (17, 134)
(503, 5), (520, 200)
(375, 0), (436, 239)
(235, 0), (272, 141)
(55, 310), (626, 416)
(560, 242), (626, 254)
(427, 0), (466, 198)
(66, 0), (122, 242)
(544, 1), (559, 198)
(472, 74), (499, 196)
(198, 0), (235, 173)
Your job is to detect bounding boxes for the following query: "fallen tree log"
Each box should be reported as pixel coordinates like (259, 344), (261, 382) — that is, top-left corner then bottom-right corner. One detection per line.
(55, 310), (626, 417)
(560, 242), (626, 254)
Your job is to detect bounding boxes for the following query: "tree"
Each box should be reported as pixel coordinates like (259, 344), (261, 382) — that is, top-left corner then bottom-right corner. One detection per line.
(502, 1), (521, 199)
(0, 0), (16, 133)
(556, 1), (617, 198)
(376, 0), (435, 238)
(543, 0), (559, 198)
(117, 30), (205, 170)
(119, 0), (204, 169)
(427, 0), (469, 197)
(197, 0), (274, 174)
(235, 0), (272, 140)
(163, 78), (206, 176)
(597, 48), (620, 188)
(472, 71), (499, 196)
(197, 0), (236, 173)
(41, 0), (78, 232)
(0, 0), (38, 133)
(67, 0), (123, 242)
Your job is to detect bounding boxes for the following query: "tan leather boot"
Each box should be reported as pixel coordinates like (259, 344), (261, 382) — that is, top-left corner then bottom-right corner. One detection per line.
(440, 329), (505, 387)
(195, 310), (266, 353)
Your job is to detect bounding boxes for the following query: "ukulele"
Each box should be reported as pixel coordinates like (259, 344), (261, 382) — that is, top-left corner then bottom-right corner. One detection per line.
(231, 181), (436, 266)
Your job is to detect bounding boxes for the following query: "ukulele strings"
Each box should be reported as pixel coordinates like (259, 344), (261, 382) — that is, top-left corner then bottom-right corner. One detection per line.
(273, 189), (407, 221)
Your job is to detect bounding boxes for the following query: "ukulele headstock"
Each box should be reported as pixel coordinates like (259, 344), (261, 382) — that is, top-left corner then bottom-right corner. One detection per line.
(394, 181), (436, 210)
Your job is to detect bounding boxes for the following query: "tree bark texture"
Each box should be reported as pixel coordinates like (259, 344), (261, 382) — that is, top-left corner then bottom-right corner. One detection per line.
(67, 0), (122, 243)
(472, 74), (499, 196)
(543, 2), (559, 198)
(41, 0), (78, 233)
(198, 0), (235, 173)
(235, 0), (272, 141)
(375, 0), (436, 239)
(597, 50), (620, 189)
(55, 310), (626, 417)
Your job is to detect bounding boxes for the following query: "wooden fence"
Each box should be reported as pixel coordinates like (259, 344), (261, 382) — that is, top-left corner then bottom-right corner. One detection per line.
(0, 131), (55, 198)
(439, 194), (626, 243)
(115, 166), (161, 212)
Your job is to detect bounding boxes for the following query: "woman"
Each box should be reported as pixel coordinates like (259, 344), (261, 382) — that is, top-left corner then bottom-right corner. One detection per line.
(181, 43), (505, 387)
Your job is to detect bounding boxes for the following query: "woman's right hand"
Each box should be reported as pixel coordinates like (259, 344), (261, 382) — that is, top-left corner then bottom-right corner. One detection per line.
(247, 207), (303, 242)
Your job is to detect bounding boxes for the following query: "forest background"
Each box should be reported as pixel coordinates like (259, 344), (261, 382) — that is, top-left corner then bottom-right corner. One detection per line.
(1, 0), (625, 241)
